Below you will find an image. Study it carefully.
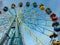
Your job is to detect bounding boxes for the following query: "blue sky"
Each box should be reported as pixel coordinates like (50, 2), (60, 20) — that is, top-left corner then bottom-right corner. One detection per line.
(0, 0), (60, 45)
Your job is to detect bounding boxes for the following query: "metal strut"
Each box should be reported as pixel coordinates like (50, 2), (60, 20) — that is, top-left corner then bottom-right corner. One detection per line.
(12, 15), (23, 45)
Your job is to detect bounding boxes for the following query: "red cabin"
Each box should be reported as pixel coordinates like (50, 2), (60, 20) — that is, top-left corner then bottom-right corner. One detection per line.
(51, 16), (58, 21)
(50, 13), (56, 18)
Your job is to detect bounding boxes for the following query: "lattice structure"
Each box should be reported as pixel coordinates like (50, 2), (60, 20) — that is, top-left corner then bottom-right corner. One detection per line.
(0, 0), (60, 45)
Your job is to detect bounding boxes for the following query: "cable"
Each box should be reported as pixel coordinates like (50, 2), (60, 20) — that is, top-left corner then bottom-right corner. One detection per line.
(26, 21), (54, 33)
(23, 22), (44, 45)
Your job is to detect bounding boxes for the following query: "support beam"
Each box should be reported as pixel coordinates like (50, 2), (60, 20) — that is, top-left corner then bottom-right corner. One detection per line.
(0, 16), (15, 45)
(13, 16), (23, 45)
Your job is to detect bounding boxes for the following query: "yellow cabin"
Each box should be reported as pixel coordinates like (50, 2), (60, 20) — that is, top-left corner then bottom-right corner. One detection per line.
(52, 41), (60, 45)
(39, 4), (45, 10)
(11, 4), (16, 9)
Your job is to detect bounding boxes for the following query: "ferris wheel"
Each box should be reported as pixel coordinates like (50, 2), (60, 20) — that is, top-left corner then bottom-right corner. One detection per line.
(0, 0), (60, 45)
